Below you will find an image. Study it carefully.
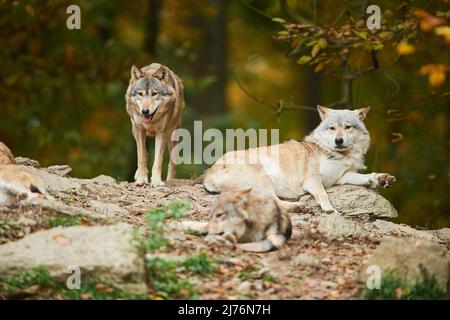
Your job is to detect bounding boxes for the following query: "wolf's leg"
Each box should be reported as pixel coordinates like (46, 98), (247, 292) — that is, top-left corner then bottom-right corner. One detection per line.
(303, 176), (338, 214)
(337, 172), (396, 189)
(166, 134), (177, 181)
(132, 125), (149, 185)
(151, 132), (166, 187)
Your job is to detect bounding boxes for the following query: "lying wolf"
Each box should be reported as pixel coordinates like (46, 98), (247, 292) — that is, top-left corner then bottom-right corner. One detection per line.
(0, 142), (53, 205)
(204, 106), (395, 214)
(126, 63), (185, 186)
(207, 189), (292, 252)
(0, 164), (53, 205)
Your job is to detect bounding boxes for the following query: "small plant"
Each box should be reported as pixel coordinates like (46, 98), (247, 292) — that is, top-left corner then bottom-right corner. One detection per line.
(184, 228), (204, 237)
(361, 272), (449, 300)
(43, 215), (82, 228)
(1, 267), (146, 300)
(182, 251), (217, 276)
(144, 200), (190, 252)
(146, 258), (196, 300)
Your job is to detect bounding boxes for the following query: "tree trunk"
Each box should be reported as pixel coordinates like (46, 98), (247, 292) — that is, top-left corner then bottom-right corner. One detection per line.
(191, 0), (227, 115)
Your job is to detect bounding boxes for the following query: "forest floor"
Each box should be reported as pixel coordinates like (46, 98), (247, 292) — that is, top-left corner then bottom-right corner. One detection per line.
(0, 160), (448, 300)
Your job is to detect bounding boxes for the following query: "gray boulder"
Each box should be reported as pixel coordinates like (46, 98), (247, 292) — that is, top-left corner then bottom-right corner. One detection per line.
(0, 223), (146, 292)
(299, 185), (397, 218)
(361, 238), (449, 290)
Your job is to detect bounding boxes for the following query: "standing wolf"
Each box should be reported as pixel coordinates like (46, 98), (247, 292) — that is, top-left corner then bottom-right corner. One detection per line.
(126, 63), (185, 186)
(204, 106), (395, 214)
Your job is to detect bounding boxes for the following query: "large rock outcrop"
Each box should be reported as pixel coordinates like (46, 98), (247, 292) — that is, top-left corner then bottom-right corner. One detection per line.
(0, 223), (146, 292)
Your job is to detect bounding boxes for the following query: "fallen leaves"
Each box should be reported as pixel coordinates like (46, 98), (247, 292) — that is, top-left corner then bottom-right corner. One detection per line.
(51, 234), (71, 245)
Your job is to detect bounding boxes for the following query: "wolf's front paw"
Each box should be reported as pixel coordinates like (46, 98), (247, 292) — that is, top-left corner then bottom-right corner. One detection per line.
(321, 206), (340, 215)
(134, 169), (149, 185)
(374, 173), (396, 189)
(324, 208), (340, 215)
(150, 178), (165, 188)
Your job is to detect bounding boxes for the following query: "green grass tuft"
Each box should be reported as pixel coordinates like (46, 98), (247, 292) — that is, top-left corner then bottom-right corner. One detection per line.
(182, 251), (217, 276)
(361, 272), (449, 300)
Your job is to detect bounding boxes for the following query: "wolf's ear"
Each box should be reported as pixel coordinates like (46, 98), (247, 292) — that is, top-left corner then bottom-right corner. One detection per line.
(131, 65), (143, 81)
(235, 188), (251, 206)
(355, 106), (371, 120)
(317, 105), (332, 120)
(154, 65), (168, 81)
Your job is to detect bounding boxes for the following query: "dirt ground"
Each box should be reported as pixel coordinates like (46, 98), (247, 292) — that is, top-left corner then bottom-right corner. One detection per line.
(0, 172), (381, 299)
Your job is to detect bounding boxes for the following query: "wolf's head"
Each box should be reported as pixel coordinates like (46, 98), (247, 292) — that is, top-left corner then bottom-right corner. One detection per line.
(207, 189), (252, 241)
(128, 65), (172, 123)
(0, 165), (53, 205)
(307, 105), (371, 155)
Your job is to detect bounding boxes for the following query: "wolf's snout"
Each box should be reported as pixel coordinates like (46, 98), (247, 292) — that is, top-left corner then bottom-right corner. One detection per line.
(335, 138), (344, 146)
(142, 109), (150, 115)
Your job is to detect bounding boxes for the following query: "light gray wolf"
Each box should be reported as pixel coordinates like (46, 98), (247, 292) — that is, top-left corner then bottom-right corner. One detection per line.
(204, 106), (396, 214)
(207, 188), (292, 252)
(125, 63), (185, 186)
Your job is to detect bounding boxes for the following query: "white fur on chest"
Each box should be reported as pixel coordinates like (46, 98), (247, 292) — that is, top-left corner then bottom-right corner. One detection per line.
(319, 156), (352, 187)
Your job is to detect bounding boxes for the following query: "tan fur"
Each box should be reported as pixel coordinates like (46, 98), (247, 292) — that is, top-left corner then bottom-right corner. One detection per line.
(125, 63), (185, 186)
(207, 189), (292, 252)
(0, 164), (53, 205)
(204, 106), (395, 214)
(0, 142), (16, 166)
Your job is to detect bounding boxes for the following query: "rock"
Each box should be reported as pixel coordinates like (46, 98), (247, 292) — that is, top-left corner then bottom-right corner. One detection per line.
(24, 166), (81, 193)
(14, 157), (40, 168)
(292, 254), (320, 267)
(47, 165), (72, 177)
(0, 223), (146, 291)
(361, 238), (449, 290)
(86, 175), (117, 185)
(427, 228), (450, 242)
(145, 253), (187, 263)
(88, 200), (127, 215)
(17, 217), (37, 226)
(237, 281), (252, 292)
(299, 185), (398, 218)
(372, 220), (439, 242)
(317, 213), (366, 239)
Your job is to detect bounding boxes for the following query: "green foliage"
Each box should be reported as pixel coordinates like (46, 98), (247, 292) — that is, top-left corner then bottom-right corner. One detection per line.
(1, 267), (146, 300)
(361, 272), (449, 300)
(146, 258), (197, 300)
(144, 200), (190, 252)
(184, 228), (204, 237)
(182, 251), (217, 276)
(42, 215), (82, 228)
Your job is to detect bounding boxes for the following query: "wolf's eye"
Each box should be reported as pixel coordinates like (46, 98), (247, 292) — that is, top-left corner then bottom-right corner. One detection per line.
(137, 92), (143, 97)
(345, 125), (353, 129)
(151, 92), (158, 97)
(215, 212), (225, 218)
(329, 126), (336, 131)
(30, 184), (42, 194)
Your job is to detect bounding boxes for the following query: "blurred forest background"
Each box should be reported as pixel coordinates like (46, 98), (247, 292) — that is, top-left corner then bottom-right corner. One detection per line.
(0, 0), (448, 228)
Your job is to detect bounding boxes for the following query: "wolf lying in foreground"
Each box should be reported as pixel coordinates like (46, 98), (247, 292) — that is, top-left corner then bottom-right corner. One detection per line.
(207, 189), (292, 252)
(0, 142), (53, 205)
(204, 106), (395, 214)
(126, 63), (185, 186)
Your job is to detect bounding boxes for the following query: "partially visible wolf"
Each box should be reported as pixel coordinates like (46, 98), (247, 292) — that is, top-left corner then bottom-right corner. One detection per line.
(126, 63), (185, 186)
(204, 106), (395, 214)
(0, 142), (16, 166)
(0, 142), (53, 205)
(207, 189), (292, 252)
(0, 164), (53, 205)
